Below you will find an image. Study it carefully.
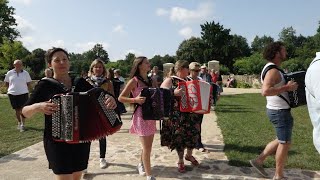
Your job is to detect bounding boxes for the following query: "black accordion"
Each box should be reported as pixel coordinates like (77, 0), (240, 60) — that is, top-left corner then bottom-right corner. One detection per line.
(284, 71), (306, 108)
(51, 87), (122, 143)
(140, 87), (172, 120)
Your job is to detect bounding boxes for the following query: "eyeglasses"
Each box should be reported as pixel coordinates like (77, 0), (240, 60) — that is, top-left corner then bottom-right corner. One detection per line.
(191, 69), (200, 72)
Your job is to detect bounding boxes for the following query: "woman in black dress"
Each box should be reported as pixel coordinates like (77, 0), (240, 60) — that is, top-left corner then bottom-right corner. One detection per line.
(21, 48), (117, 180)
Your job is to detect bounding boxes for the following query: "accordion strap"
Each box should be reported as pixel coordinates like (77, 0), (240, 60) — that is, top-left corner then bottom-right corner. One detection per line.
(41, 77), (69, 92)
(261, 64), (290, 107)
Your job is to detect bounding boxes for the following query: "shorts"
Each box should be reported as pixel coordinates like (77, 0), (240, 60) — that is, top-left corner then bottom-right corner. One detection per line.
(267, 108), (293, 144)
(8, 93), (29, 109)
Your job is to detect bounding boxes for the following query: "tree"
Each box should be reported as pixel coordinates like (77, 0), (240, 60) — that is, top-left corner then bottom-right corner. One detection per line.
(176, 37), (206, 64)
(200, 21), (233, 69)
(228, 34), (251, 60)
(279, 26), (298, 58)
(82, 44), (109, 63)
(23, 48), (46, 79)
(233, 53), (265, 75)
(251, 35), (274, 53)
(0, 0), (20, 45)
(149, 55), (163, 69)
(0, 39), (30, 69)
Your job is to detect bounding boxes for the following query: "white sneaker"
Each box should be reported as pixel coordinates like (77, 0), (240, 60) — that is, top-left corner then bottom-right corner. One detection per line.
(137, 163), (146, 176)
(17, 124), (21, 130)
(20, 125), (25, 132)
(99, 158), (107, 169)
(147, 176), (156, 180)
(83, 169), (87, 174)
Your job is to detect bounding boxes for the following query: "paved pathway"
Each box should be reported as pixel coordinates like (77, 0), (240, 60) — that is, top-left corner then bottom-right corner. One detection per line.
(0, 88), (320, 180)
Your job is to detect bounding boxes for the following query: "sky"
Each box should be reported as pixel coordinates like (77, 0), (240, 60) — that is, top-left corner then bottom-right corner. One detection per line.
(8, 0), (320, 61)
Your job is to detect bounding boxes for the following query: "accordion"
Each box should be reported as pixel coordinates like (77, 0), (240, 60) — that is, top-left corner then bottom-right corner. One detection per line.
(284, 71), (306, 108)
(178, 80), (212, 114)
(51, 87), (122, 143)
(140, 87), (172, 120)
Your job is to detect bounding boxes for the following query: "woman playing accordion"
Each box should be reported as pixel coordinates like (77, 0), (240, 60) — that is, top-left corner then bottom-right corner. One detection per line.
(160, 60), (200, 173)
(21, 48), (117, 180)
(118, 56), (157, 180)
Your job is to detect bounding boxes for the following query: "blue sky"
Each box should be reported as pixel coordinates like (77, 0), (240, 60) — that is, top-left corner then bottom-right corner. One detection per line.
(8, 0), (320, 61)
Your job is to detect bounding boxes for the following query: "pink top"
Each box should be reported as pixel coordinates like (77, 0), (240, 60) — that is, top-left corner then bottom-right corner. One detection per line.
(129, 77), (156, 136)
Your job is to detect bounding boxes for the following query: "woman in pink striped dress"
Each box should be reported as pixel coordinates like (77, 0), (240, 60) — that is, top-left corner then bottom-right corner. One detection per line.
(118, 56), (157, 180)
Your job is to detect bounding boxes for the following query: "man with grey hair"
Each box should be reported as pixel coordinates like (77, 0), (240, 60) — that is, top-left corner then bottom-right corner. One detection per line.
(4, 60), (32, 132)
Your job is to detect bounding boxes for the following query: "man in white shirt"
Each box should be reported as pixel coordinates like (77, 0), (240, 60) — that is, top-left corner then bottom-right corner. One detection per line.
(4, 60), (32, 132)
(250, 42), (298, 180)
(305, 52), (320, 154)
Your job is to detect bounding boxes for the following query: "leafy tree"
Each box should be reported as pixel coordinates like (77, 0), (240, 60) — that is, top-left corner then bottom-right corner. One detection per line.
(233, 53), (265, 75)
(149, 55), (163, 70)
(162, 54), (176, 64)
(279, 26), (298, 58)
(229, 34), (251, 60)
(82, 44), (109, 63)
(176, 37), (206, 64)
(0, 0), (20, 45)
(23, 48), (46, 79)
(251, 35), (274, 53)
(200, 21), (232, 69)
(0, 39), (30, 69)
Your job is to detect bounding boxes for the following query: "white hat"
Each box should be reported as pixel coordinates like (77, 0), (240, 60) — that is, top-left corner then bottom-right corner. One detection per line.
(200, 64), (207, 69)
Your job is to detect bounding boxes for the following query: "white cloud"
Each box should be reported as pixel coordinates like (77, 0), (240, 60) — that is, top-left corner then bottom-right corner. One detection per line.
(11, 0), (32, 5)
(13, 15), (36, 35)
(112, 25), (125, 33)
(179, 27), (193, 38)
(158, 2), (214, 24)
(156, 8), (169, 16)
(74, 42), (110, 52)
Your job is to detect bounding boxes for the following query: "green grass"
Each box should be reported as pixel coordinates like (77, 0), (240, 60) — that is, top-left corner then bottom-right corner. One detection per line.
(216, 93), (320, 170)
(0, 97), (43, 158)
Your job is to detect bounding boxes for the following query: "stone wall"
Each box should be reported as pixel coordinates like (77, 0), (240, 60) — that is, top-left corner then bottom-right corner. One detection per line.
(221, 75), (262, 88)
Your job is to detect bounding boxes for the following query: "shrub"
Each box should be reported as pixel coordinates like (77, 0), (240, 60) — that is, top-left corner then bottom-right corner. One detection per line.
(236, 81), (252, 88)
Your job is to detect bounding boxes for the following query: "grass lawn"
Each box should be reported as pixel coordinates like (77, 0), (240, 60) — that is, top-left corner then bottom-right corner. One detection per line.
(0, 96), (43, 158)
(216, 93), (320, 170)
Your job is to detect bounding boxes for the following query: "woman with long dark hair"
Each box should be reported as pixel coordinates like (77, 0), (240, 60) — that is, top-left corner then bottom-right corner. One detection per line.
(118, 56), (157, 180)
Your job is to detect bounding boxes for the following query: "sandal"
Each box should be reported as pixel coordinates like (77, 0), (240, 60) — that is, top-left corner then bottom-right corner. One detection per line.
(185, 155), (199, 166)
(199, 148), (209, 153)
(177, 162), (186, 173)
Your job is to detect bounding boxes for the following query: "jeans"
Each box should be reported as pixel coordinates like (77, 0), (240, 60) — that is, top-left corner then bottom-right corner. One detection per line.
(267, 108), (294, 144)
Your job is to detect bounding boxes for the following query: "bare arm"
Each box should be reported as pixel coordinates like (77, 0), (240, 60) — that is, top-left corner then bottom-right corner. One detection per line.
(261, 69), (298, 96)
(118, 78), (146, 105)
(22, 101), (58, 118)
(160, 77), (183, 96)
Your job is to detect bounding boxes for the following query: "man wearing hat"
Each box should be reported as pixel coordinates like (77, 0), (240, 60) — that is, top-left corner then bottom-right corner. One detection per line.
(199, 64), (212, 84)
(4, 60), (32, 132)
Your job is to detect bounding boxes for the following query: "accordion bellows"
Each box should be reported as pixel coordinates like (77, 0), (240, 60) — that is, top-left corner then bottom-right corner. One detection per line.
(51, 87), (122, 143)
(178, 80), (212, 114)
(140, 87), (172, 120)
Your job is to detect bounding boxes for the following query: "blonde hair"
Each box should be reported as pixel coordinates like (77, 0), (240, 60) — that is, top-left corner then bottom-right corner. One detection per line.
(88, 59), (107, 77)
(168, 60), (189, 76)
(189, 62), (200, 70)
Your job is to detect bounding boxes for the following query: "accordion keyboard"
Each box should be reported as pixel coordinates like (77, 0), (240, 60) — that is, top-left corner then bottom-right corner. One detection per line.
(97, 92), (120, 127)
